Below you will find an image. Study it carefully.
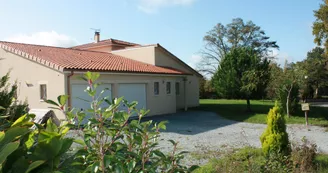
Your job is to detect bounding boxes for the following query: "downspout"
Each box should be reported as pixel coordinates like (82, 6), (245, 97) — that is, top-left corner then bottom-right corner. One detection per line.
(66, 71), (74, 109)
(183, 77), (188, 111)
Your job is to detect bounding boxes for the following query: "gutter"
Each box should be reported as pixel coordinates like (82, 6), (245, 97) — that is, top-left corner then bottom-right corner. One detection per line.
(66, 71), (74, 109)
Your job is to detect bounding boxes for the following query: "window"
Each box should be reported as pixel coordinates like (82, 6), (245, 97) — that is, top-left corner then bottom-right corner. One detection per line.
(40, 84), (47, 100)
(175, 82), (180, 95)
(154, 82), (159, 95)
(166, 82), (171, 94)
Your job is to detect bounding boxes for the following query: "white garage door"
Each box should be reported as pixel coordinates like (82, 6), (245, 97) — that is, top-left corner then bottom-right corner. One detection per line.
(118, 84), (147, 114)
(71, 84), (112, 112)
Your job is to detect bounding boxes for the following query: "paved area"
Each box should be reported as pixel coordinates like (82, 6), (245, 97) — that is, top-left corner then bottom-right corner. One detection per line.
(146, 111), (328, 155)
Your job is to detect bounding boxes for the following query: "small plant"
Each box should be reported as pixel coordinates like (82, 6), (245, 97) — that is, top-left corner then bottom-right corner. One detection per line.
(291, 137), (318, 172)
(260, 101), (289, 156)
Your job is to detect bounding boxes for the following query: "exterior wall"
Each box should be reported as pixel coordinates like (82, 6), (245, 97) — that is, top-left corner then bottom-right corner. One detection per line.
(155, 48), (200, 107)
(111, 46), (156, 65)
(70, 73), (184, 116)
(79, 45), (130, 53)
(0, 48), (66, 119)
(84, 46), (111, 53)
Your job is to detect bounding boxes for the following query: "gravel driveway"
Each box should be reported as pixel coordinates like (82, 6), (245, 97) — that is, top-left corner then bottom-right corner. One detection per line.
(144, 111), (328, 161)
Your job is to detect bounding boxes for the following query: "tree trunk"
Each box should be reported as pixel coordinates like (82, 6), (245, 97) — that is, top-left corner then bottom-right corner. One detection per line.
(286, 91), (290, 118)
(315, 87), (319, 98)
(246, 99), (251, 112)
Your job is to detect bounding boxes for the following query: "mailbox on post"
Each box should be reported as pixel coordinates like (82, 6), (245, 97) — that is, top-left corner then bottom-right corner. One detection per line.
(301, 103), (310, 127)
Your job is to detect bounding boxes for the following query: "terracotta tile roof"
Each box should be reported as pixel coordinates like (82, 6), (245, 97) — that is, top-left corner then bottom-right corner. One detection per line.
(71, 38), (140, 50)
(0, 41), (188, 75)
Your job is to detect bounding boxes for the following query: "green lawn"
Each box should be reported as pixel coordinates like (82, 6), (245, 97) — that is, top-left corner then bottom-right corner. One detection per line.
(195, 99), (328, 126)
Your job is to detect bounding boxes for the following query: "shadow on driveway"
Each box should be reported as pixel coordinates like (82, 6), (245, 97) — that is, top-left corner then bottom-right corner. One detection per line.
(142, 111), (238, 135)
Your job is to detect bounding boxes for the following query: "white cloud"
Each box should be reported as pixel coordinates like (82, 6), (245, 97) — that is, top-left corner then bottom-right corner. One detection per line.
(137, 0), (196, 13)
(269, 49), (293, 67)
(5, 31), (79, 47)
(187, 54), (202, 69)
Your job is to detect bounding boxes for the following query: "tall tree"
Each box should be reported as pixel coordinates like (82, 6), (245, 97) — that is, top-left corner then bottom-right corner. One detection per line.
(198, 18), (279, 75)
(313, 0), (328, 54)
(304, 47), (328, 97)
(212, 47), (270, 111)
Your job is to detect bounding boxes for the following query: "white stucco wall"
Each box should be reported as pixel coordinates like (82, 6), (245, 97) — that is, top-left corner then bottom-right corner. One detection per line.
(0, 48), (66, 119)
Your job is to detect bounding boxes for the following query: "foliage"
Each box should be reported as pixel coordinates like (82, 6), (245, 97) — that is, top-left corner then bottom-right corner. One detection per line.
(193, 147), (264, 173)
(291, 137), (318, 172)
(195, 145), (327, 173)
(260, 102), (289, 156)
(212, 47), (270, 111)
(0, 113), (74, 172)
(199, 78), (216, 99)
(275, 62), (302, 117)
(266, 63), (283, 100)
(46, 71), (198, 173)
(0, 72), (29, 131)
(198, 18), (278, 75)
(303, 47), (328, 98)
(313, 0), (328, 54)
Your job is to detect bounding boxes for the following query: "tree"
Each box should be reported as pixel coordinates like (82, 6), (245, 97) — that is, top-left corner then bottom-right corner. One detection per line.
(266, 62), (283, 100)
(313, 0), (328, 55)
(278, 61), (304, 117)
(198, 18), (279, 76)
(212, 47), (270, 111)
(304, 47), (328, 98)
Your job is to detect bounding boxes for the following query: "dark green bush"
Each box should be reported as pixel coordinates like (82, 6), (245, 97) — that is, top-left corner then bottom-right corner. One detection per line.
(0, 72), (29, 130)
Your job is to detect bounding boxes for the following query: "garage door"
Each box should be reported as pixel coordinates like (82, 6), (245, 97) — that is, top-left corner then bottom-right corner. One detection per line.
(71, 83), (112, 112)
(118, 84), (147, 114)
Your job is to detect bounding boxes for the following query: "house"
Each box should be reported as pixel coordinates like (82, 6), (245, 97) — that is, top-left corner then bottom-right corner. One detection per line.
(0, 32), (202, 120)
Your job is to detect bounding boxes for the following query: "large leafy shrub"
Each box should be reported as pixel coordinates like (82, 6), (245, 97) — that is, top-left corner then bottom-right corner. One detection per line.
(260, 101), (289, 156)
(0, 113), (74, 172)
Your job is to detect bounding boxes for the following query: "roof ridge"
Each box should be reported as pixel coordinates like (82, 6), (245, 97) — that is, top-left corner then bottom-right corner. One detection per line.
(0, 40), (121, 55)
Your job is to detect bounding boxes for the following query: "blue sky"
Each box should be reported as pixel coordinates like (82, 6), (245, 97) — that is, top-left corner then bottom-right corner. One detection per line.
(0, 0), (323, 68)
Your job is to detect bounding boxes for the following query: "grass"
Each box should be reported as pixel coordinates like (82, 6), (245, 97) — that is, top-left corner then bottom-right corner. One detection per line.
(193, 147), (328, 173)
(194, 99), (328, 126)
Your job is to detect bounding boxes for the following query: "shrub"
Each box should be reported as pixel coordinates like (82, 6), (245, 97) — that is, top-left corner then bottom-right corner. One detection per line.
(0, 114), (74, 172)
(0, 72), (29, 130)
(291, 137), (318, 172)
(260, 101), (289, 156)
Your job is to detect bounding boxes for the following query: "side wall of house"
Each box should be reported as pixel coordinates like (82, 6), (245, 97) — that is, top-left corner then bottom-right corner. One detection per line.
(155, 48), (200, 107)
(111, 46), (156, 65)
(0, 48), (66, 119)
(70, 73), (184, 116)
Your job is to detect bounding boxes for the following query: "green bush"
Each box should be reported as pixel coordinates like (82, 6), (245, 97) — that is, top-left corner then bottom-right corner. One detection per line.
(0, 114), (74, 172)
(260, 101), (289, 156)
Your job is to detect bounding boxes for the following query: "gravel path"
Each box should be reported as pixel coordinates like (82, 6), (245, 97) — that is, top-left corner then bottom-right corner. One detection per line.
(68, 111), (328, 165)
(147, 111), (328, 165)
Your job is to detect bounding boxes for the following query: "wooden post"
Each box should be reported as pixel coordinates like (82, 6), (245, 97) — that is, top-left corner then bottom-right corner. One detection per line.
(305, 111), (309, 128)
